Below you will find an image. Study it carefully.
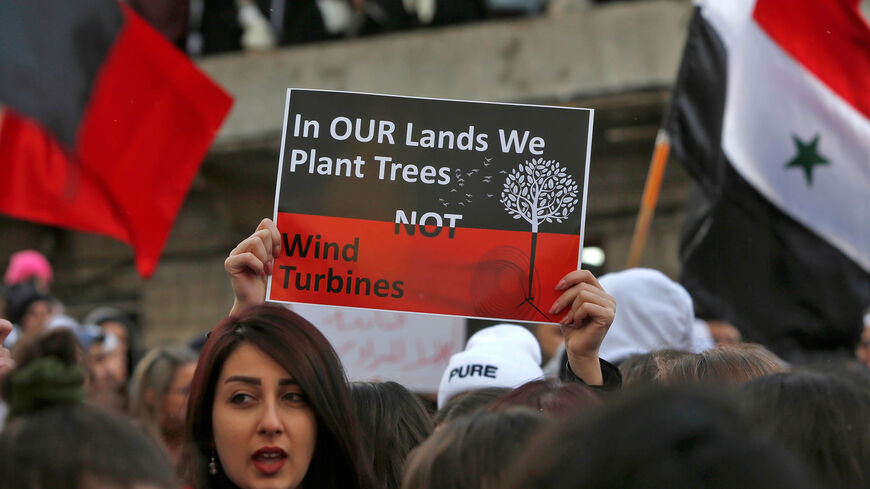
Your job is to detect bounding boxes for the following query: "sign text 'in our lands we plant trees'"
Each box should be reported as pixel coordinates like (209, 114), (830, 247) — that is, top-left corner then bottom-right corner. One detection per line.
(267, 89), (593, 324)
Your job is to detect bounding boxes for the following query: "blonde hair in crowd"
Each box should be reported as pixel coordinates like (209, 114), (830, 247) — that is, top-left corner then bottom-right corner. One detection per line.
(661, 343), (787, 386)
(128, 345), (198, 443)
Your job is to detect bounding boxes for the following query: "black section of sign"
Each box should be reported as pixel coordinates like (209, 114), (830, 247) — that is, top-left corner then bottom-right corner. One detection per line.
(278, 90), (591, 235)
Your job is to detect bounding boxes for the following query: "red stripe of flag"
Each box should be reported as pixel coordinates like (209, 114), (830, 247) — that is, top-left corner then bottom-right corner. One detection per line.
(0, 113), (131, 241)
(753, 0), (870, 120)
(0, 4), (232, 278)
(76, 5), (233, 276)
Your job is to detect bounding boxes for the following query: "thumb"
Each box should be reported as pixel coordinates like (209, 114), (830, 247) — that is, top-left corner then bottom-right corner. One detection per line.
(0, 319), (12, 345)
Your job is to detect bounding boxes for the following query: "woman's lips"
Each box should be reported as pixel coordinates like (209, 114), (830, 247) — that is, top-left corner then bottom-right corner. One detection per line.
(251, 446), (287, 475)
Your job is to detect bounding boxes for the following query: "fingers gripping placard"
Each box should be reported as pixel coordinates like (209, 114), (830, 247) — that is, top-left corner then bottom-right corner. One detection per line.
(268, 89), (594, 324)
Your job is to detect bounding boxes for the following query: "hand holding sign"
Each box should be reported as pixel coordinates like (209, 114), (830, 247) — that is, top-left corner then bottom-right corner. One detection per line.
(226, 218), (281, 315)
(550, 269), (615, 385)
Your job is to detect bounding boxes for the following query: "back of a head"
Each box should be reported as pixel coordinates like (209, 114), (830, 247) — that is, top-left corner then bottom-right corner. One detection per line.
(11, 327), (80, 367)
(351, 381), (434, 489)
(506, 386), (817, 489)
(1, 328), (84, 417)
(0, 404), (175, 489)
(403, 408), (546, 489)
(433, 387), (511, 427)
(3, 281), (51, 328)
(662, 343), (786, 386)
(619, 349), (692, 388)
(791, 353), (870, 392)
(739, 371), (870, 489)
(0, 328), (174, 489)
(488, 379), (601, 418)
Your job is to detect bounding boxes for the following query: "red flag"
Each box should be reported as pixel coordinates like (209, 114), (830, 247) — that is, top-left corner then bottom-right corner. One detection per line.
(0, 2), (233, 278)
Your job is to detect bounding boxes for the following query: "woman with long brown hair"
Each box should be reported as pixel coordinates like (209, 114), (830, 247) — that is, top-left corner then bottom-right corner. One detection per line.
(179, 305), (375, 489)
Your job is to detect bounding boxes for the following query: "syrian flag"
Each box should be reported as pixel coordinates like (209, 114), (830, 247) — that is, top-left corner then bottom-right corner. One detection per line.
(668, 0), (870, 356)
(0, 0), (233, 278)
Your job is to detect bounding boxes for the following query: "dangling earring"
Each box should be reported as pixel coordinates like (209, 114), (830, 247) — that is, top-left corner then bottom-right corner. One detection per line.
(209, 452), (218, 475)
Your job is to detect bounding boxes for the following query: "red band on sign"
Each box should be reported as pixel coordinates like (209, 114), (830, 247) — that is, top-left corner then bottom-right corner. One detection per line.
(270, 212), (580, 322)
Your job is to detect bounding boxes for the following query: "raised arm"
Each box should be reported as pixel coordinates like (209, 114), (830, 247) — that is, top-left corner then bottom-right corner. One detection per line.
(225, 218), (281, 316)
(548, 269), (616, 386)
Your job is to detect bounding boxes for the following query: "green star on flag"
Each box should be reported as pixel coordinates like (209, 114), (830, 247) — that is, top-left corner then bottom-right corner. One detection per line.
(785, 134), (829, 185)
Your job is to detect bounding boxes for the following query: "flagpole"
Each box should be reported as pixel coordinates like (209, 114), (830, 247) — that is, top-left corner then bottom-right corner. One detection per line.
(626, 128), (670, 268)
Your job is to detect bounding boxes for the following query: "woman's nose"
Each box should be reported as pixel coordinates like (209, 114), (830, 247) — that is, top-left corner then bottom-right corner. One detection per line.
(257, 401), (283, 436)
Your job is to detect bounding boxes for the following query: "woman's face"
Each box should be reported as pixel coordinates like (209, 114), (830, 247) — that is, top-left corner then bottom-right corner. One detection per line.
(161, 362), (197, 436)
(212, 343), (317, 489)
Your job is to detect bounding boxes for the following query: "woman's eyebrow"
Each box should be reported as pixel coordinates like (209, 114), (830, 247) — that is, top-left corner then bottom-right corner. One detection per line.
(224, 375), (260, 385)
(278, 378), (299, 386)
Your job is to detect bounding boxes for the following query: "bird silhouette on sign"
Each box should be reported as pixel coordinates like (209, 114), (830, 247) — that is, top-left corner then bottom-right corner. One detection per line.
(438, 157), (507, 211)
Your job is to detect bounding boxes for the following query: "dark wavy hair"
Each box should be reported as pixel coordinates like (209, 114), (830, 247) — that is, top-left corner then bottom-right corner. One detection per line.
(433, 387), (510, 427)
(0, 404), (175, 489)
(179, 304), (374, 489)
(351, 381), (434, 489)
(739, 372), (870, 489)
(506, 386), (817, 489)
(488, 379), (601, 418)
(403, 408), (546, 489)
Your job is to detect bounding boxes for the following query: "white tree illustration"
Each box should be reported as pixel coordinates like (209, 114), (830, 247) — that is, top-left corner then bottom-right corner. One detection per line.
(501, 157), (579, 300)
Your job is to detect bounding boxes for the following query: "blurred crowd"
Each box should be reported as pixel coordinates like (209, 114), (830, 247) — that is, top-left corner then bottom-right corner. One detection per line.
(127, 0), (625, 56)
(1, 242), (870, 489)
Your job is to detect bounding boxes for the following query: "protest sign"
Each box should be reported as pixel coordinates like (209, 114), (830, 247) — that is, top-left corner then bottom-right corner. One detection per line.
(291, 304), (465, 392)
(267, 89), (593, 324)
